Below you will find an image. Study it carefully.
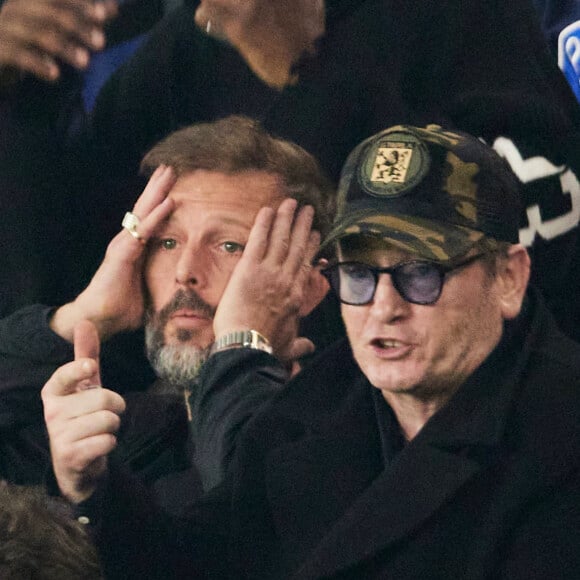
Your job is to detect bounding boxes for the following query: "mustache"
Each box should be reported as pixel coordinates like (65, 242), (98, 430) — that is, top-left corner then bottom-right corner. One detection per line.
(149, 289), (216, 327)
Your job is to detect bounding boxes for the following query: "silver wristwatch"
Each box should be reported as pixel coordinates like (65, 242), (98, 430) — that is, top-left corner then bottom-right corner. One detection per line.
(211, 329), (273, 355)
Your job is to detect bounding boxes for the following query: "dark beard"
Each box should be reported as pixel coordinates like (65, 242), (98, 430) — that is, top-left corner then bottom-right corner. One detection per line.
(145, 289), (216, 387)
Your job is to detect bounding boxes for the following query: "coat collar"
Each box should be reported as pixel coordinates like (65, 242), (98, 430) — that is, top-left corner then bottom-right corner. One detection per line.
(293, 437), (484, 578)
(266, 388), (488, 579)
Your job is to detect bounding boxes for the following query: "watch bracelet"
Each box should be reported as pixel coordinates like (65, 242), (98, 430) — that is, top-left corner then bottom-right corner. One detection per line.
(211, 329), (273, 355)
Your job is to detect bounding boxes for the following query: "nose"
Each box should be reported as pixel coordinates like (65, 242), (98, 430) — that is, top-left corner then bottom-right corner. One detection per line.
(368, 273), (410, 323)
(175, 245), (209, 289)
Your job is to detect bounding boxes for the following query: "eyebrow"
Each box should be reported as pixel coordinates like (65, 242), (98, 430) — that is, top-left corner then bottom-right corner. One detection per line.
(156, 212), (255, 234)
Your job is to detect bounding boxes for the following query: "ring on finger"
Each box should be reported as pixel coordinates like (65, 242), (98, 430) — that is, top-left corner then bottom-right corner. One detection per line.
(122, 211), (146, 244)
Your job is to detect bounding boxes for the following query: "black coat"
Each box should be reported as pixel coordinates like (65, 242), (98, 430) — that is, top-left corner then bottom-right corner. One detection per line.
(0, 305), (288, 503)
(92, 289), (580, 579)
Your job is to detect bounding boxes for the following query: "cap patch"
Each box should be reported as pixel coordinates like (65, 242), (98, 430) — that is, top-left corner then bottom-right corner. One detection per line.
(359, 131), (430, 197)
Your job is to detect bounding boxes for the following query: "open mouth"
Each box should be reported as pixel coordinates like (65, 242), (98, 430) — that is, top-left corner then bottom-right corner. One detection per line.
(372, 338), (404, 349)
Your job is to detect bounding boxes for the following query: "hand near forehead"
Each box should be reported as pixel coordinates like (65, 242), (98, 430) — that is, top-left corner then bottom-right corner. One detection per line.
(42, 320), (126, 503)
(214, 198), (327, 365)
(50, 165), (175, 343)
(0, 0), (118, 83)
(195, 0), (325, 89)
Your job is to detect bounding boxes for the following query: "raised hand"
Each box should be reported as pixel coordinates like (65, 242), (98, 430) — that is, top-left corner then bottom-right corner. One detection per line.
(214, 198), (327, 364)
(42, 320), (126, 503)
(0, 0), (118, 82)
(50, 165), (176, 342)
(194, 0), (325, 89)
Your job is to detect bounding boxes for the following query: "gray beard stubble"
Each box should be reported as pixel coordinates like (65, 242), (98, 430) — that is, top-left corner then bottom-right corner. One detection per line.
(145, 289), (216, 388)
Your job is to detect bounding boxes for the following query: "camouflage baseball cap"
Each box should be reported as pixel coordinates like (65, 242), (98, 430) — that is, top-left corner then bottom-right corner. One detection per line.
(321, 124), (522, 262)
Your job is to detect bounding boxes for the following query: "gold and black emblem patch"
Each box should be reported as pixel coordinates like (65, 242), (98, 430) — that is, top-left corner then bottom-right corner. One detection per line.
(359, 130), (430, 197)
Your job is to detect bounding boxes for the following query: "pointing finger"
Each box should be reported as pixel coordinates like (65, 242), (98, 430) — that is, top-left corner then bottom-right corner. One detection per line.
(74, 320), (101, 388)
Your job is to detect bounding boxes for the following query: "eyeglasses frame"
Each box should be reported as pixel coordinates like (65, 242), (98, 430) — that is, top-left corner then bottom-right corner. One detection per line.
(321, 252), (490, 306)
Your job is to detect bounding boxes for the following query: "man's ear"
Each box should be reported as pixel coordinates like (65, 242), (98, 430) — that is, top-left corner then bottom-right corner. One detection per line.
(497, 244), (531, 320)
(299, 261), (330, 317)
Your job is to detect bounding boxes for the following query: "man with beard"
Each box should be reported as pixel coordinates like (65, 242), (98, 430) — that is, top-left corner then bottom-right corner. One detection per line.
(0, 115), (334, 508)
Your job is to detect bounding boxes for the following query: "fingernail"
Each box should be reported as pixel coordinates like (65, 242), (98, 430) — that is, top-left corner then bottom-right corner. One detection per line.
(81, 360), (92, 373)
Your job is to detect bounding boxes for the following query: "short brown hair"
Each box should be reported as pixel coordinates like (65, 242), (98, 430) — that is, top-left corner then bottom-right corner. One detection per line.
(140, 115), (336, 237)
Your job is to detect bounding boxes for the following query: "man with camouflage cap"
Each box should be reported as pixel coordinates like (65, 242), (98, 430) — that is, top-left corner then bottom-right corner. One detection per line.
(47, 125), (580, 579)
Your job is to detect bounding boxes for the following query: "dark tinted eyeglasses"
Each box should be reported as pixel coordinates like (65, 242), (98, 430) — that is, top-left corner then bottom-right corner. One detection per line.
(322, 253), (488, 306)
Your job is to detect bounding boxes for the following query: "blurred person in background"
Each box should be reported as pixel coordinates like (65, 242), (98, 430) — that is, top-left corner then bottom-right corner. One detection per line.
(0, 480), (102, 579)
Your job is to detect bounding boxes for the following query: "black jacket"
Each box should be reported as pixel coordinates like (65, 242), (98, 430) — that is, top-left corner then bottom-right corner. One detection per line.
(0, 305), (287, 501)
(89, 288), (580, 579)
